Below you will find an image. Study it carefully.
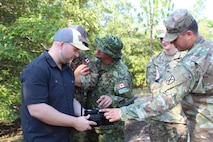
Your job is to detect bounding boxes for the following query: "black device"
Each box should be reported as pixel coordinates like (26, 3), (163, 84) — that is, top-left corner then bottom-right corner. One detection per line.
(84, 96), (137, 127)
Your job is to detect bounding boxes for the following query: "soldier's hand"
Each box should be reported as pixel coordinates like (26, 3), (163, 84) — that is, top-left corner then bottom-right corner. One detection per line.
(100, 108), (121, 122)
(74, 64), (90, 76)
(97, 95), (113, 108)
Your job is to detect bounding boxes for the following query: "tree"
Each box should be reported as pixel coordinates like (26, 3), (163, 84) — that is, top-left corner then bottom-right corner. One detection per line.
(85, 0), (160, 87)
(0, 0), (100, 122)
(0, 0), (41, 25)
(137, 0), (174, 57)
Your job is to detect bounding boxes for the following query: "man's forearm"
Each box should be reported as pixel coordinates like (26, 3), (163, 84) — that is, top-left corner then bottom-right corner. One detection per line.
(27, 103), (79, 127)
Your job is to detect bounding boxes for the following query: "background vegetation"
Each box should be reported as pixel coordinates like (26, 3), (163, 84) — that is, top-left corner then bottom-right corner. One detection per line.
(1, 0), (213, 123)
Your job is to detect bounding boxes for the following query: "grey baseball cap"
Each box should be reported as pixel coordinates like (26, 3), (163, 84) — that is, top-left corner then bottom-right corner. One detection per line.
(164, 9), (195, 42)
(54, 28), (89, 51)
(70, 25), (87, 45)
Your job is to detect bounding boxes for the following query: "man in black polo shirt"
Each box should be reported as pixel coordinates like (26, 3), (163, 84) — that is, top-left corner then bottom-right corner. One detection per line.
(20, 28), (96, 142)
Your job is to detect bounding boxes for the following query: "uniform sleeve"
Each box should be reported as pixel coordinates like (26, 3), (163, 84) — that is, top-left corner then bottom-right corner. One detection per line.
(109, 71), (133, 107)
(80, 72), (99, 90)
(80, 61), (99, 90)
(109, 80), (132, 107)
(120, 63), (195, 121)
(146, 58), (157, 88)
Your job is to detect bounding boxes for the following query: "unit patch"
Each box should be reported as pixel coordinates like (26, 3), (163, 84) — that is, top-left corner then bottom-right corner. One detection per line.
(166, 75), (176, 85)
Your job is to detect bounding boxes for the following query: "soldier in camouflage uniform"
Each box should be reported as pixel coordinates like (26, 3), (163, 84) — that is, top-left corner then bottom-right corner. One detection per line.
(101, 9), (213, 142)
(77, 35), (133, 142)
(146, 29), (188, 142)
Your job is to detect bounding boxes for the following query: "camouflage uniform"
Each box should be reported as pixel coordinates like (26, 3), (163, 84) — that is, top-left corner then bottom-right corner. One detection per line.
(70, 50), (99, 106)
(146, 50), (188, 142)
(84, 35), (133, 142)
(119, 9), (213, 142)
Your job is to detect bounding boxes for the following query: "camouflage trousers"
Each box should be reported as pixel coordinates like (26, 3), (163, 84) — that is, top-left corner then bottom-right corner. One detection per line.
(148, 120), (188, 142)
(72, 128), (98, 142)
(96, 125), (124, 142)
(73, 122), (124, 142)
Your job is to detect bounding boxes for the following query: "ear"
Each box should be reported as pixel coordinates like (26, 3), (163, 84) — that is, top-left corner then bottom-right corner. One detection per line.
(59, 42), (64, 50)
(186, 30), (193, 40)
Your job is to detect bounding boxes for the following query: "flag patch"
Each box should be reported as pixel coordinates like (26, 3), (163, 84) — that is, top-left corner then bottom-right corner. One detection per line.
(84, 58), (90, 64)
(117, 83), (126, 89)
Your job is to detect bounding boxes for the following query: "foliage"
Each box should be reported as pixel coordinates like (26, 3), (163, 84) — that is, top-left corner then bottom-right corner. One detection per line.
(137, 0), (174, 57)
(1, 0), (213, 123)
(0, 0), (99, 122)
(87, 0), (164, 87)
(199, 18), (213, 40)
(0, 0), (39, 25)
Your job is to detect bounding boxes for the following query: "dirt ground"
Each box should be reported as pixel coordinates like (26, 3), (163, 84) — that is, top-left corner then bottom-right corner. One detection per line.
(125, 120), (150, 142)
(0, 119), (150, 142)
(0, 118), (23, 142)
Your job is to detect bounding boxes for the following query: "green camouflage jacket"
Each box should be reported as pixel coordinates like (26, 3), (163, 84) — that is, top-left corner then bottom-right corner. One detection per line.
(146, 50), (187, 124)
(69, 51), (99, 107)
(120, 37), (213, 141)
(82, 57), (133, 138)
(85, 57), (133, 108)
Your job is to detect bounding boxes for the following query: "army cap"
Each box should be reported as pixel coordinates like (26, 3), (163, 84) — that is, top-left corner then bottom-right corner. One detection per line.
(158, 26), (166, 38)
(95, 35), (123, 59)
(158, 32), (165, 38)
(164, 9), (195, 42)
(54, 28), (89, 51)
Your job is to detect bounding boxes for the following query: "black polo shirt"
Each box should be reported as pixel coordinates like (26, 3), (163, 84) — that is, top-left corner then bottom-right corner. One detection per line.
(20, 50), (75, 142)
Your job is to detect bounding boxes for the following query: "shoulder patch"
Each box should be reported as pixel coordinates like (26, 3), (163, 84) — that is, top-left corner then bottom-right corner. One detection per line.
(116, 82), (130, 94)
(84, 58), (90, 64)
(117, 83), (126, 89)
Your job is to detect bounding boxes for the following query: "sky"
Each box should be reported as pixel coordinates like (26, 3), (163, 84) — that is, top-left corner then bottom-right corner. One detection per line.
(173, 0), (213, 20)
(131, 0), (213, 20)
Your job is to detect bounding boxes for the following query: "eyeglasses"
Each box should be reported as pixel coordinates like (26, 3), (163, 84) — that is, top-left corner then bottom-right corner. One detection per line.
(65, 43), (79, 51)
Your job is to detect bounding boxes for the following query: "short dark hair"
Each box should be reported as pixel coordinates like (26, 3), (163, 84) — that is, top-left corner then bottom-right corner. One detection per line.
(186, 20), (198, 35)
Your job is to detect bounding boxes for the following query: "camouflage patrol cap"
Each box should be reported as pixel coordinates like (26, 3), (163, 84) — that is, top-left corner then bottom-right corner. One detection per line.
(164, 9), (195, 42)
(95, 35), (123, 59)
(157, 26), (166, 38)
